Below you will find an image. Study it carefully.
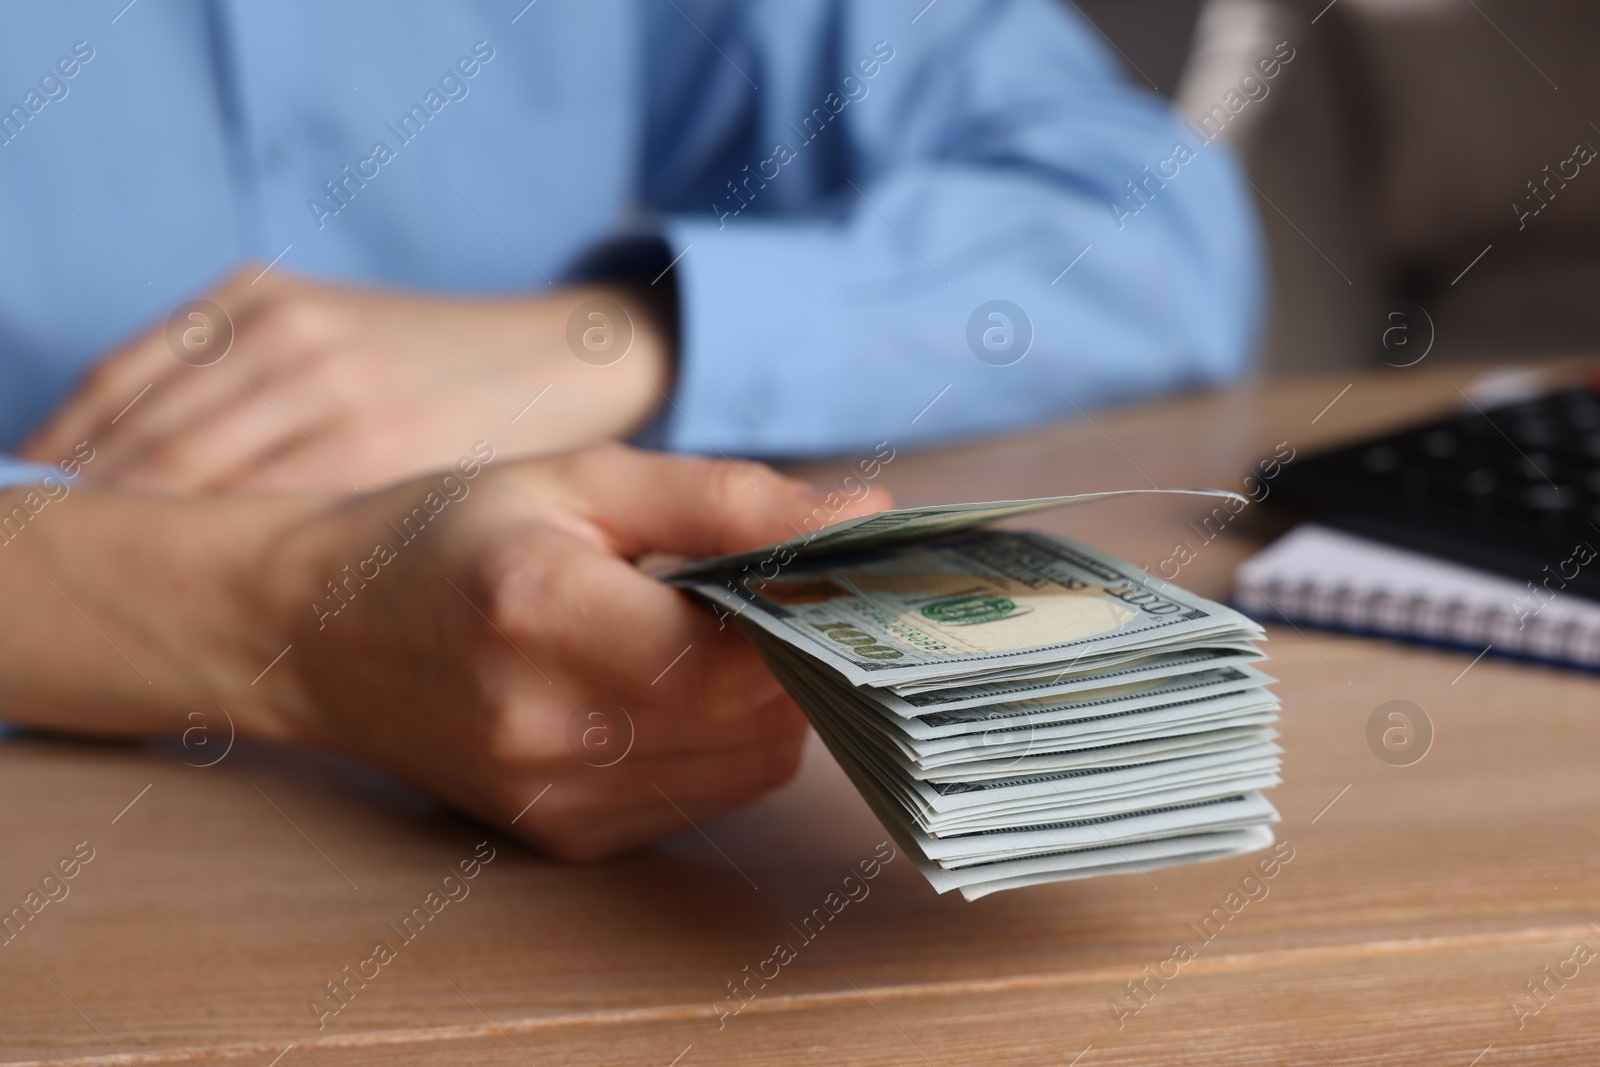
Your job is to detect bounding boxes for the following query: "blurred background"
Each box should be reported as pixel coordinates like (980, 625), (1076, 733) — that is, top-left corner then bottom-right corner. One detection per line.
(1074, 0), (1600, 374)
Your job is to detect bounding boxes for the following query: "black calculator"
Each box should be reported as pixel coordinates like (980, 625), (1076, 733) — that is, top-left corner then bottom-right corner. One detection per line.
(1267, 381), (1600, 601)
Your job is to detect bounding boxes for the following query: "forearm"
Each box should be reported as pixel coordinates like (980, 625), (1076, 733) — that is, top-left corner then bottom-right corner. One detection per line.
(0, 486), (317, 740)
(0, 445), (861, 860)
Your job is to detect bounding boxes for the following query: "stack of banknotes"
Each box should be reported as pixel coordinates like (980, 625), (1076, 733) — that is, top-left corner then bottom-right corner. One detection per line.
(667, 492), (1280, 901)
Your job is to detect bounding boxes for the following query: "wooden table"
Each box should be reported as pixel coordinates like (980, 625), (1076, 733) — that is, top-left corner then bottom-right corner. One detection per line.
(6, 365), (1599, 1065)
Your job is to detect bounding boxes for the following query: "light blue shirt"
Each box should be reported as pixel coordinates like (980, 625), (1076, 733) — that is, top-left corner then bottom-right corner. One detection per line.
(0, 0), (1262, 486)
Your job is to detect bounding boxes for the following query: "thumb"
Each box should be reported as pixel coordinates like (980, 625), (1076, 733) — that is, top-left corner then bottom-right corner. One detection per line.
(554, 443), (891, 560)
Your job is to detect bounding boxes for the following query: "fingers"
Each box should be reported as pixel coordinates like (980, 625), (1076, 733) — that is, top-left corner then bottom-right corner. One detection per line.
(504, 730), (807, 861)
(23, 323), (176, 463)
(101, 387), (309, 492)
(22, 267), (278, 462)
(93, 292), (347, 488)
(89, 354), (279, 484)
(549, 444), (889, 561)
(223, 442), (366, 493)
(229, 410), (463, 492)
(486, 446), (900, 726)
(491, 537), (788, 724)
(487, 681), (807, 770)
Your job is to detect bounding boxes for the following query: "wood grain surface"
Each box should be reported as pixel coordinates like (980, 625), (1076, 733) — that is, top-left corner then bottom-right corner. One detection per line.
(4, 363), (1598, 1065)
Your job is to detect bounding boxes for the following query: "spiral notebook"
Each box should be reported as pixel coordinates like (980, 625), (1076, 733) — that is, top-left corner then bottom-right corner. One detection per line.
(1233, 524), (1600, 670)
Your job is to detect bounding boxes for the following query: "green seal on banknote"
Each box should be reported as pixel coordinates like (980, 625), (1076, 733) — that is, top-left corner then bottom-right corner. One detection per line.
(920, 593), (1017, 626)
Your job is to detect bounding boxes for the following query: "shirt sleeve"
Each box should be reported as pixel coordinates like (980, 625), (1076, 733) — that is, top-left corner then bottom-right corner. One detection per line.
(0, 457), (71, 737)
(0, 457), (57, 491)
(637, 0), (1264, 458)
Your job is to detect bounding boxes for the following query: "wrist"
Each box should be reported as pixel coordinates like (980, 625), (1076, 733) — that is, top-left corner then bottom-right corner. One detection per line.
(587, 281), (676, 435)
(514, 285), (675, 449)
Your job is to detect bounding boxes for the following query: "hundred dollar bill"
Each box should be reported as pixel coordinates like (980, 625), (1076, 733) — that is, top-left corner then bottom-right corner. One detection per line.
(931, 826), (1279, 900)
(663, 488), (1246, 584)
(687, 529), (1261, 688)
(882, 640), (1265, 698)
(854, 697), (1280, 769)
(899, 665), (1276, 731)
(877, 648), (1267, 712)
(907, 702), (1280, 765)
(770, 653), (1280, 897)
(916, 790), (1281, 862)
(752, 627), (1271, 725)
(687, 488), (1282, 900)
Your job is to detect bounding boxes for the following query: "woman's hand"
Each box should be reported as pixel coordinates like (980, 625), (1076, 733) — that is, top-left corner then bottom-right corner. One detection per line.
(22, 269), (671, 494)
(0, 444), (888, 860)
(267, 444), (888, 859)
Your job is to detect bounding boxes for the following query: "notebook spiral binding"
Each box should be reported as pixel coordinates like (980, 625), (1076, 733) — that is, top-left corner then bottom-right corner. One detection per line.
(1235, 579), (1600, 671)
